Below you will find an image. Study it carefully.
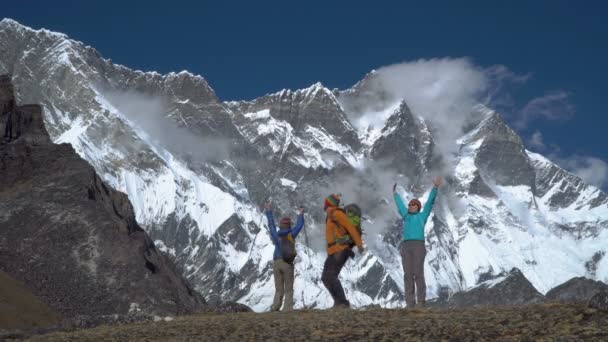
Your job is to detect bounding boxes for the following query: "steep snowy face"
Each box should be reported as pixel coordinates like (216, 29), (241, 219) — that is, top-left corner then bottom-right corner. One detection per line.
(0, 18), (265, 305)
(369, 101), (434, 186)
(445, 108), (608, 293)
(1, 19), (607, 312)
(227, 82), (360, 155)
(471, 112), (536, 189)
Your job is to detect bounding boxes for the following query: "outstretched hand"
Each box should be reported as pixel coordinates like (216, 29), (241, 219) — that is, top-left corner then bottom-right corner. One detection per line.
(358, 245), (365, 255)
(433, 176), (443, 188)
(392, 183), (397, 193)
(263, 201), (272, 211)
(298, 207), (305, 215)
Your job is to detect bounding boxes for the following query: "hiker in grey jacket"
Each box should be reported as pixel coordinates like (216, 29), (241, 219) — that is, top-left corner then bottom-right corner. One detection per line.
(393, 176), (442, 308)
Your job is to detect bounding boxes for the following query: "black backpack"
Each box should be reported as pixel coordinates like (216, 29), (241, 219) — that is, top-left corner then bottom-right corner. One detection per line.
(279, 232), (297, 264)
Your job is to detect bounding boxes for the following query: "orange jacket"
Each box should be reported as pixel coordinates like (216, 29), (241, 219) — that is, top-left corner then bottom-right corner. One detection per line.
(325, 207), (363, 256)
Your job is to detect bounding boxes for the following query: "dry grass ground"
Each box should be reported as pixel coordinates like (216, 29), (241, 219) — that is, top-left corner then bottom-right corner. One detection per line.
(18, 303), (608, 341)
(0, 271), (61, 331)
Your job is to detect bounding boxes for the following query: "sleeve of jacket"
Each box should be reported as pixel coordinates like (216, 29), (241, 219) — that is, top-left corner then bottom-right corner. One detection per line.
(421, 187), (438, 223)
(291, 214), (305, 238)
(393, 192), (407, 218)
(332, 210), (363, 247)
(266, 210), (279, 246)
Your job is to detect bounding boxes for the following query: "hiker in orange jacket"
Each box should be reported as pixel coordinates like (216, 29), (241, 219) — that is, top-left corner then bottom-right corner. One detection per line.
(321, 193), (363, 308)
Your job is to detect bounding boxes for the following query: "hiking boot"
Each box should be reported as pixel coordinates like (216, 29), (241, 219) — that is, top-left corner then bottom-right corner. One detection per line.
(415, 302), (426, 309)
(331, 303), (351, 310)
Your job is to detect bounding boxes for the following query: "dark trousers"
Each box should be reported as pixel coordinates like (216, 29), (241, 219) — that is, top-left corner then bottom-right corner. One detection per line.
(400, 240), (427, 308)
(321, 249), (353, 307)
(3, 111), (12, 140)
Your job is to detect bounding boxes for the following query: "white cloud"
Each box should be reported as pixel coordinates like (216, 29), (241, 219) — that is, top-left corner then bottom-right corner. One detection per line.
(337, 59), (581, 178)
(339, 58), (490, 160)
(557, 155), (608, 190)
(528, 130), (545, 150)
(530, 133), (606, 190)
(482, 65), (531, 109)
(484, 64), (532, 84)
(102, 90), (232, 163)
(516, 91), (575, 129)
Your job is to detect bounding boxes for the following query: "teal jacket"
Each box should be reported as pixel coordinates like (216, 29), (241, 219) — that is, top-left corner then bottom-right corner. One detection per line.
(394, 187), (438, 241)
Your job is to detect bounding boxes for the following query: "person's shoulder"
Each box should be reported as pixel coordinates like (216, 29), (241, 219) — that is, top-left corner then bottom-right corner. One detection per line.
(331, 207), (346, 215)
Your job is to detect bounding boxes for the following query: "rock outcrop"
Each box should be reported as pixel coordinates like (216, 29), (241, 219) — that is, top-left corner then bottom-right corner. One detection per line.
(545, 277), (608, 303)
(430, 268), (544, 308)
(0, 76), (205, 321)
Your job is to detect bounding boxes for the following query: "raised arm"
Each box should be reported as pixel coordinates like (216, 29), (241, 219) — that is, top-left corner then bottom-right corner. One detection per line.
(393, 191), (408, 218)
(265, 209), (279, 246)
(421, 183), (439, 223)
(290, 207), (305, 238)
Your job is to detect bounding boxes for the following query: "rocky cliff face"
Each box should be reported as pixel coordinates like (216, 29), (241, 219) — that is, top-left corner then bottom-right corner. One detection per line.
(545, 277), (608, 303)
(430, 268), (544, 308)
(0, 77), (205, 319)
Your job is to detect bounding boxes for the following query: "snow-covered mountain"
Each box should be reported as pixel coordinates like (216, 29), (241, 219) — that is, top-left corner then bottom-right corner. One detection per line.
(1, 19), (606, 311)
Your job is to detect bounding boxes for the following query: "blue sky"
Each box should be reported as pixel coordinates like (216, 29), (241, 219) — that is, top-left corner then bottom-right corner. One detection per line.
(3, 0), (607, 189)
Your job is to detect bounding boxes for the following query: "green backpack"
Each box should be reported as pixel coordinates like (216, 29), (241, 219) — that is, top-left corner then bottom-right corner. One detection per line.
(332, 204), (363, 247)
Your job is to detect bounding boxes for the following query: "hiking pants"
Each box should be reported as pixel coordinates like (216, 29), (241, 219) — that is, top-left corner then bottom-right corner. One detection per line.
(3, 111), (12, 140)
(400, 240), (426, 308)
(271, 259), (294, 311)
(321, 249), (352, 307)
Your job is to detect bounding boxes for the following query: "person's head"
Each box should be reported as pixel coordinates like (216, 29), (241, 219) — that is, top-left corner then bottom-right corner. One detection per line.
(408, 199), (421, 213)
(324, 193), (341, 211)
(279, 217), (292, 229)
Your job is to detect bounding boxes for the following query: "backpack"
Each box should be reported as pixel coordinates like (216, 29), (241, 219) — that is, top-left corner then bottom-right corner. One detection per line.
(330, 204), (363, 247)
(279, 232), (297, 264)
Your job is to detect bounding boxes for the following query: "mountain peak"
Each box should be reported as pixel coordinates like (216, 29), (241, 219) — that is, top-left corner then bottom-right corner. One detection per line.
(472, 110), (521, 144)
(167, 70), (207, 82)
(0, 18), (69, 40)
(0, 18), (21, 28)
(263, 82), (333, 100)
(297, 82), (336, 100)
(470, 109), (536, 188)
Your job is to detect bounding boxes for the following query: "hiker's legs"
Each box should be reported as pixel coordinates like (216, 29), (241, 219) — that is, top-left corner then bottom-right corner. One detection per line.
(4, 113), (12, 141)
(14, 111), (21, 140)
(321, 249), (350, 306)
(401, 241), (416, 308)
(412, 241), (427, 307)
(283, 262), (295, 311)
(271, 260), (285, 311)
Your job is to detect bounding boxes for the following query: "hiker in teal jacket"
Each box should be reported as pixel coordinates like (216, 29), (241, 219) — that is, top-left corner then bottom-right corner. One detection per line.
(393, 176), (442, 308)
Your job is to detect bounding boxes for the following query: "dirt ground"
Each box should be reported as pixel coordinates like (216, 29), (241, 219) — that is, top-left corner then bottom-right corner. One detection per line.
(0, 271), (61, 331)
(15, 303), (608, 341)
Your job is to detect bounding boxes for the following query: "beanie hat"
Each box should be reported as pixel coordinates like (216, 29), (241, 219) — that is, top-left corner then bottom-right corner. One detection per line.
(408, 199), (422, 211)
(324, 193), (341, 210)
(279, 217), (292, 228)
